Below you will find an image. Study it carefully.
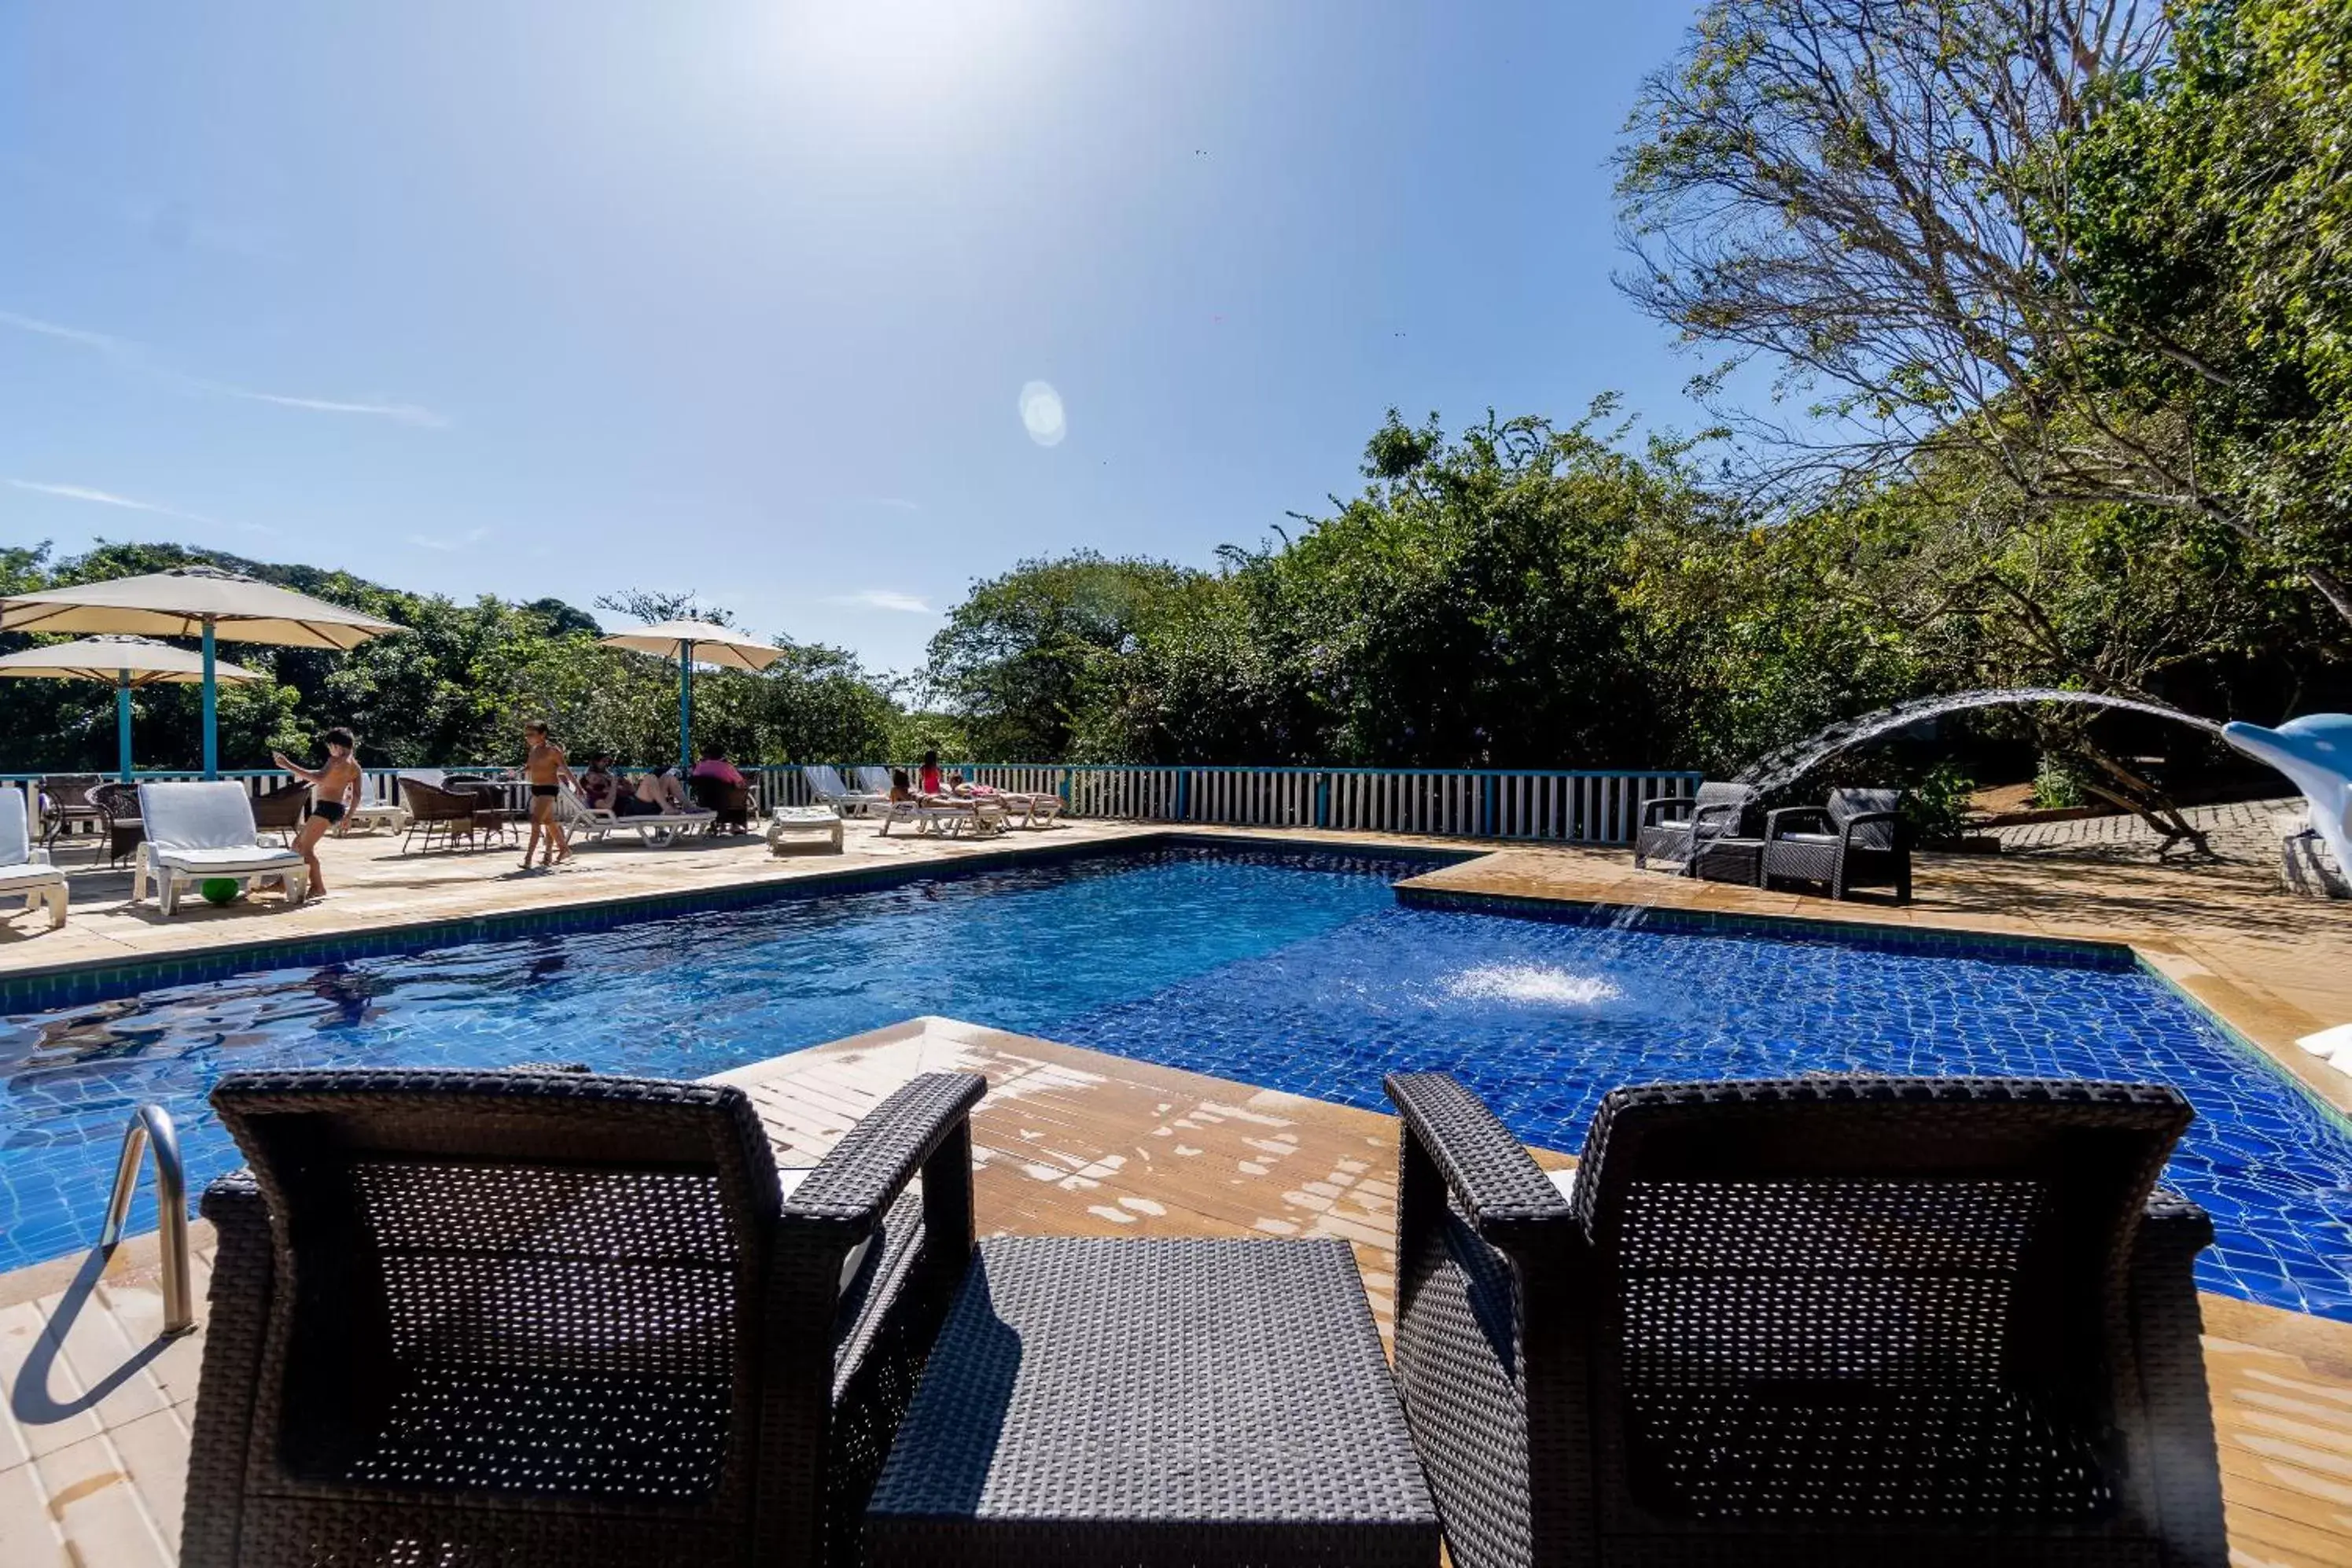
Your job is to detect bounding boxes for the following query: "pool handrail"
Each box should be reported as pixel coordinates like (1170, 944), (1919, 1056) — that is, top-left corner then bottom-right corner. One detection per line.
(98, 1102), (193, 1335)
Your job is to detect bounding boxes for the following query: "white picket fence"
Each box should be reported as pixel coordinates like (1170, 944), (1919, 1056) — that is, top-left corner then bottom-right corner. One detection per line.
(6, 762), (1699, 845)
(955, 764), (1698, 844)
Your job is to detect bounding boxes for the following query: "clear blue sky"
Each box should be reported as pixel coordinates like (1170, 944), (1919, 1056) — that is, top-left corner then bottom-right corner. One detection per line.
(1, 1), (1709, 676)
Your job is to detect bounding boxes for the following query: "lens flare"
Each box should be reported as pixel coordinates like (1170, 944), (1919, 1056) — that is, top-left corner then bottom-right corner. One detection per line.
(1019, 381), (1066, 447)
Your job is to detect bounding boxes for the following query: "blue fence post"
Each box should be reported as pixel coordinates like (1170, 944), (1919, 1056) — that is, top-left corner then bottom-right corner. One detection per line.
(1176, 768), (1191, 823)
(1482, 773), (1497, 837)
(1315, 771), (1330, 828)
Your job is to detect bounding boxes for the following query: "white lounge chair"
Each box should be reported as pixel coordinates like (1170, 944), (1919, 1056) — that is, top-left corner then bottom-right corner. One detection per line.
(766, 804), (845, 854)
(804, 764), (889, 817)
(134, 782), (310, 915)
(555, 785), (716, 848)
(982, 787), (1065, 828)
(0, 786), (68, 931)
(337, 773), (411, 837)
(878, 795), (1008, 837)
(854, 765), (896, 797)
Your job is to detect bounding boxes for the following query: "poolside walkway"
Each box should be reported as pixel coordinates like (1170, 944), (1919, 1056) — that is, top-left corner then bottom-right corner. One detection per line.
(2, 1019), (2347, 1566)
(0, 812), (1158, 981)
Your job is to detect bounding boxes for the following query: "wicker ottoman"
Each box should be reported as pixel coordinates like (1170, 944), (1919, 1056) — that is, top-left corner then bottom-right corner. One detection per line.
(865, 1236), (1440, 1567)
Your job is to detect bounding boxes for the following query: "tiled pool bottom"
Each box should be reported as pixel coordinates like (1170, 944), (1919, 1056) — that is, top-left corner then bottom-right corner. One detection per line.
(2, 845), (2347, 1320)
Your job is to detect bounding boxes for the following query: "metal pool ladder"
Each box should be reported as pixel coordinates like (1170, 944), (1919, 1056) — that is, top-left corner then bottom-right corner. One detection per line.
(98, 1103), (194, 1335)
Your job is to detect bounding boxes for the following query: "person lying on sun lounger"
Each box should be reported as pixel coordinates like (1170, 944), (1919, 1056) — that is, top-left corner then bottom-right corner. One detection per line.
(612, 768), (684, 817)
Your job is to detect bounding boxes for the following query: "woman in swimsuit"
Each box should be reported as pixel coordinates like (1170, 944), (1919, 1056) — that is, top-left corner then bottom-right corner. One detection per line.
(518, 720), (575, 870)
(272, 727), (362, 898)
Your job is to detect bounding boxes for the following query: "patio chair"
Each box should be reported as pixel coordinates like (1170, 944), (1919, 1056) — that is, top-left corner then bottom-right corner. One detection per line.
(249, 780), (313, 846)
(1761, 785), (1910, 901)
(878, 795), (1007, 838)
(1632, 781), (1755, 874)
(1383, 1072), (2225, 1568)
(558, 783), (717, 848)
(37, 772), (105, 848)
(399, 777), (509, 853)
(132, 781), (311, 915)
(88, 780), (145, 867)
(804, 764), (889, 817)
(0, 785), (68, 930)
(690, 774), (754, 833)
(182, 1066), (988, 1568)
(853, 765), (896, 799)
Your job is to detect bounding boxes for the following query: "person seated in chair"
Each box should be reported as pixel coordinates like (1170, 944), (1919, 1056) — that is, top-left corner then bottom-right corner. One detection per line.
(577, 754), (618, 812)
(689, 745), (745, 790)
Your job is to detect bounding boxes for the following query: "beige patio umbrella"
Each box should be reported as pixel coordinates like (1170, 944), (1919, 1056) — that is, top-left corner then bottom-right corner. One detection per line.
(598, 619), (785, 771)
(0, 567), (406, 777)
(0, 636), (263, 779)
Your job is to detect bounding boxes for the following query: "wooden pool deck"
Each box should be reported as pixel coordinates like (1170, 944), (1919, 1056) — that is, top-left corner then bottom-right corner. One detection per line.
(2, 1019), (2347, 1568)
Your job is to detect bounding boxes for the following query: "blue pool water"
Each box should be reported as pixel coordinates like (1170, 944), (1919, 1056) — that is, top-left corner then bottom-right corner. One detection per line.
(3, 845), (2348, 1318)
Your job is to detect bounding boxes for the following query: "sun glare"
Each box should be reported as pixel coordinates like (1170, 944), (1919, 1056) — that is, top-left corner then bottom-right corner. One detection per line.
(763, 1), (1051, 118)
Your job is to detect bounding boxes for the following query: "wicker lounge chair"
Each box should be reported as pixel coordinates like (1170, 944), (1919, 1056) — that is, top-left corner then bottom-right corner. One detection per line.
(0, 785), (68, 929)
(1632, 781), (1755, 874)
(132, 781), (310, 914)
(182, 1066), (988, 1568)
(1761, 785), (1910, 901)
(1383, 1071), (2225, 1568)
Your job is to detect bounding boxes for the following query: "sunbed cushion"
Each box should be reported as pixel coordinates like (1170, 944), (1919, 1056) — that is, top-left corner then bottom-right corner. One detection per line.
(140, 781), (267, 852)
(0, 786), (31, 867)
(149, 845), (304, 870)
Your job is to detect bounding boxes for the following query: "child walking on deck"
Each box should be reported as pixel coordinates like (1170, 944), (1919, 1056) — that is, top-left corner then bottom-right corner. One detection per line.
(519, 720), (575, 870)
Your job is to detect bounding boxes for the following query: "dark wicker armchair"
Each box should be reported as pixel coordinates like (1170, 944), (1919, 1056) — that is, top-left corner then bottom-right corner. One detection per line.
(183, 1066), (987, 1568)
(87, 781), (145, 866)
(690, 775), (753, 833)
(1384, 1072), (2225, 1568)
(1632, 782), (1757, 874)
(1761, 785), (1910, 901)
(250, 782), (313, 845)
(398, 777), (506, 852)
(37, 772), (105, 846)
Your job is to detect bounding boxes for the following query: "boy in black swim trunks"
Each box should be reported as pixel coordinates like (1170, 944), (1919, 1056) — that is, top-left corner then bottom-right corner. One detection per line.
(273, 727), (363, 897)
(519, 720), (574, 870)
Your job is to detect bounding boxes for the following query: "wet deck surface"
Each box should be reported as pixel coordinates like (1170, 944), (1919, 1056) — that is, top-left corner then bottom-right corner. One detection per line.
(2, 1020), (2346, 1567)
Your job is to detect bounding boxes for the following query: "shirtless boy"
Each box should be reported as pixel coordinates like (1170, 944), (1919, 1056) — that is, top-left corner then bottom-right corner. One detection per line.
(272, 727), (363, 897)
(519, 720), (575, 870)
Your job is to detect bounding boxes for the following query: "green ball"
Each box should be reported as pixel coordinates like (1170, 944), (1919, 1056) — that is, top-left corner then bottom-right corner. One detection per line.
(200, 878), (241, 906)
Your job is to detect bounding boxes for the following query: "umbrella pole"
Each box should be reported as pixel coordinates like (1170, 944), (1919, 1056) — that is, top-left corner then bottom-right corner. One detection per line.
(116, 673), (134, 781)
(679, 640), (694, 774)
(201, 620), (219, 779)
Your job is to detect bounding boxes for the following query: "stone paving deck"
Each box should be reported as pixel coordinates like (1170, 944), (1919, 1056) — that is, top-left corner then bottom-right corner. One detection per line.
(0, 809), (1157, 982)
(2, 1020), (2346, 1567)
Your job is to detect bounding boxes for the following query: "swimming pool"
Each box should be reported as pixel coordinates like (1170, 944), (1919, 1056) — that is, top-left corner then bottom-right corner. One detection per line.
(3, 843), (2347, 1319)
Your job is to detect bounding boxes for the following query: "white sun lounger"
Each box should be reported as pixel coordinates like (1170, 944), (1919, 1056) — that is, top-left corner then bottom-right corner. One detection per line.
(878, 795), (1008, 837)
(133, 782), (311, 916)
(855, 765), (896, 797)
(804, 764), (889, 817)
(0, 786), (68, 930)
(981, 789), (1065, 828)
(766, 804), (845, 854)
(555, 786), (716, 847)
